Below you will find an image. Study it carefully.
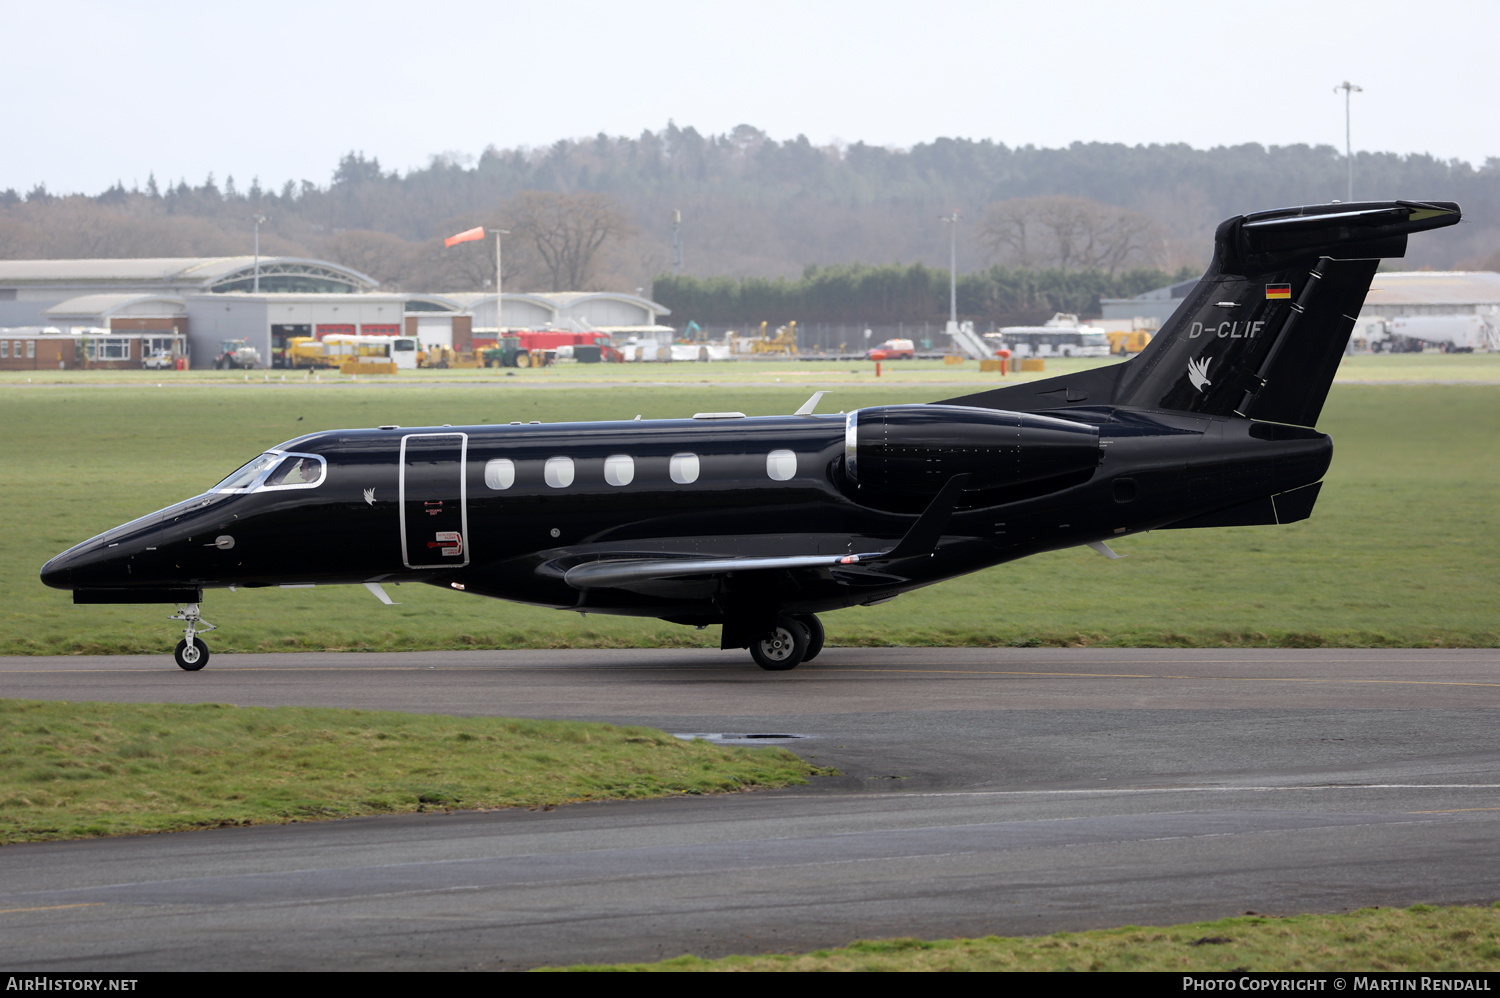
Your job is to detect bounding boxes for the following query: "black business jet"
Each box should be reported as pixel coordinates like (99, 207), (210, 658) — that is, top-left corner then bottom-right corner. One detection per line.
(41, 199), (1460, 671)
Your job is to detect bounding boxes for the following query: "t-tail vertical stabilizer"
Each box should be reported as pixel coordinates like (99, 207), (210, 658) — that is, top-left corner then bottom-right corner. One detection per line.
(940, 200), (1461, 426)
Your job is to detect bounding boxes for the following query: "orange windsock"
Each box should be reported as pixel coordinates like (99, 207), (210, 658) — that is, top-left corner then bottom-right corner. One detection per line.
(444, 226), (485, 247)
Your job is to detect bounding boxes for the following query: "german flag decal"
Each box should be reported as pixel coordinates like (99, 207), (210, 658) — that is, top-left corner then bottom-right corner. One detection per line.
(1265, 284), (1292, 300)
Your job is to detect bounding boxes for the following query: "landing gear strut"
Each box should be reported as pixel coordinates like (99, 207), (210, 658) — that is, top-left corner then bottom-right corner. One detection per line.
(749, 613), (822, 671)
(169, 603), (217, 671)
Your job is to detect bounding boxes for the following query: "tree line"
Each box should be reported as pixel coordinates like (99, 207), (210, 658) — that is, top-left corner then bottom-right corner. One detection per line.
(653, 262), (1197, 327)
(3, 124), (1497, 295)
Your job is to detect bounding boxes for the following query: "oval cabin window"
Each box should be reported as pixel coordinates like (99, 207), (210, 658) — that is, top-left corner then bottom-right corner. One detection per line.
(604, 454), (634, 487)
(669, 452), (700, 485)
(484, 458), (515, 490)
(543, 456), (575, 489)
(766, 449), (797, 482)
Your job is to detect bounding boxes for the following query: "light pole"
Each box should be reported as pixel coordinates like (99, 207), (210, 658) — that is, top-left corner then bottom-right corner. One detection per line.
(250, 210), (268, 292)
(1334, 80), (1362, 202)
(672, 209), (682, 275)
(939, 210), (959, 331)
(495, 229), (510, 334)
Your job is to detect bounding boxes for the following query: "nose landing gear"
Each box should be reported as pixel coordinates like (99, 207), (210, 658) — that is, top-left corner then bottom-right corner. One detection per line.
(169, 603), (217, 671)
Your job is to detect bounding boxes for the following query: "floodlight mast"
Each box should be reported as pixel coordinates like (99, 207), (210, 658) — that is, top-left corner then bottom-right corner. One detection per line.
(940, 210), (959, 326)
(495, 229), (510, 334)
(250, 210), (268, 293)
(1335, 80), (1362, 203)
(672, 209), (682, 275)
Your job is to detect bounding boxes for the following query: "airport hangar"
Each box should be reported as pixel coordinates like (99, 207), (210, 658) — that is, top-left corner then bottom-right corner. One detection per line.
(0, 257), (671, 369)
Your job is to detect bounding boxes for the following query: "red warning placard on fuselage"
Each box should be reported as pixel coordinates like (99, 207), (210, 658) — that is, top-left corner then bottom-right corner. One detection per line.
(429, 531), (463, 556)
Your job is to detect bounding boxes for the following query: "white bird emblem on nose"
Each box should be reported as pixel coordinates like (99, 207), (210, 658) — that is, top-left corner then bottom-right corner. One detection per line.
(1187, 355), (1212, 392)
(363, 488), (376, 506)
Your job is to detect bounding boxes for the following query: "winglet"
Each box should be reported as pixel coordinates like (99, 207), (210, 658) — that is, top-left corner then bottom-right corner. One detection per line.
(795, 391), (829, 416)
(880, 474), (971, 561)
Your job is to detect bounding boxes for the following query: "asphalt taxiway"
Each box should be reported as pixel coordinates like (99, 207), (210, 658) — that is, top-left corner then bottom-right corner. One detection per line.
(2, 647), (1497, 970)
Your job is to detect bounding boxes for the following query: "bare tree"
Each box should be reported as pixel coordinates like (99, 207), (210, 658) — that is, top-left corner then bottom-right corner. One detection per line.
(504, 191), (631, 290)
(980, 198), (1041, 268)
(320, 229), (418, 289)
(982, 195), (1162, 274)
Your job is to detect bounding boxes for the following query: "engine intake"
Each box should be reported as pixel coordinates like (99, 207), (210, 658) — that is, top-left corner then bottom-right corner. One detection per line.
(845, 404), (1101, 498)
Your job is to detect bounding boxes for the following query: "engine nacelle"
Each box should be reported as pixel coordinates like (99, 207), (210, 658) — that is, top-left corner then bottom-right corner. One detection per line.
(844, 404), (1101, 498)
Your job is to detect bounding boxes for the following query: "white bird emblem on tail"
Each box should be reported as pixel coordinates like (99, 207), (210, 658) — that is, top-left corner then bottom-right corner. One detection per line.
(363, 487), (376, 506)
(1187, 355), (1212, 392)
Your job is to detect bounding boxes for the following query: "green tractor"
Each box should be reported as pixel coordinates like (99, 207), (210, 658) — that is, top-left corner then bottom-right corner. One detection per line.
(482, 336), (530, 368)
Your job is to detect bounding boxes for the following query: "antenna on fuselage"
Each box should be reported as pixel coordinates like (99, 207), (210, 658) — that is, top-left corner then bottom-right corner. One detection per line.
(795, 391), (829, 416)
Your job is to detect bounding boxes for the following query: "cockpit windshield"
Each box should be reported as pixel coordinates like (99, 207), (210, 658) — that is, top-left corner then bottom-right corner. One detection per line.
(212, 453), (280, 492)
(210, 451), (326, 493)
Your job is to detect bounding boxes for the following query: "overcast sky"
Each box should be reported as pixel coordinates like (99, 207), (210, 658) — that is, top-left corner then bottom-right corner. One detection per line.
(5, 0), (1496, 196)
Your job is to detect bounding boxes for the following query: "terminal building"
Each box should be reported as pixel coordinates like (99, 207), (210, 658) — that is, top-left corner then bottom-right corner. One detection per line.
(0, 257), (670, 369)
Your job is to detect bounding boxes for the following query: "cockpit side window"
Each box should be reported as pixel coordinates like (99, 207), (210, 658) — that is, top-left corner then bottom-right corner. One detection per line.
(265, 455), (325, 488)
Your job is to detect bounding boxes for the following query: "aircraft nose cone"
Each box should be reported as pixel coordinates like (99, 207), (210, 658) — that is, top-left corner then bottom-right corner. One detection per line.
(40, 533), (122, 590)
(40, 553), (73, 590)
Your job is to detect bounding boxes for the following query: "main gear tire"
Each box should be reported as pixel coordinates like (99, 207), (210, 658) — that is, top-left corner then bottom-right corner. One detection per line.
(750, 616), (809, 671)
(174, 637), (209, 671)
(794, 614), (825, 662)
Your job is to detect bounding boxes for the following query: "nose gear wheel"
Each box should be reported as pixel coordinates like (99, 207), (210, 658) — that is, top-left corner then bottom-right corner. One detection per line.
(168, 603), (217, 671)
(174, 637), (210, 671)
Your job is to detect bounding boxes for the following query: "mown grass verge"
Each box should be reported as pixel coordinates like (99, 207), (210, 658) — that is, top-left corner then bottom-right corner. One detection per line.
(548, 904), (1500, 971)
(0, 699), (826, 843)
(4, 381), (1498, 654)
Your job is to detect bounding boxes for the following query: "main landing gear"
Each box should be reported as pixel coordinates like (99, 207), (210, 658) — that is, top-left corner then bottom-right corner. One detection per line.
(169, 603), (217, 671)
(749, 614), (825, 671)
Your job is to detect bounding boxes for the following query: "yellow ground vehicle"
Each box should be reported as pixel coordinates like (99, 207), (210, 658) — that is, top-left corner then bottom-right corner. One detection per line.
(417, 345), (481, 369)
(1106, 330), (1154, 355)
(749, 321), (798, 356)
(286, 335), (414, 372)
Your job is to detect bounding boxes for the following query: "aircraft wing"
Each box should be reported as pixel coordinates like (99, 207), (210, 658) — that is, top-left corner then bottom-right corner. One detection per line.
(563, 552), (893, 590)
(560, 473), (972, 594)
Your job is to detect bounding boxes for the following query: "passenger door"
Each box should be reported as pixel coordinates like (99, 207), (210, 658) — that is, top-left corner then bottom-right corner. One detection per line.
(400, 432), (469, 569)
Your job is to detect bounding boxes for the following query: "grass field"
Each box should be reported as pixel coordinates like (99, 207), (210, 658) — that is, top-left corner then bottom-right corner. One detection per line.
(2, 357), (1497, 655)
(0, 699), (820, 843)
(547, 904), (1500, 972)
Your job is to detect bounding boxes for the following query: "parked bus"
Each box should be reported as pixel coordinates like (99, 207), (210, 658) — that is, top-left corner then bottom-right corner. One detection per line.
(985, 313), (1110, 358)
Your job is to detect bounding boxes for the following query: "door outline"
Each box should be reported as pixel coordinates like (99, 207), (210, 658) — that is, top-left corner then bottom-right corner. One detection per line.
(399, 432), (469, 569)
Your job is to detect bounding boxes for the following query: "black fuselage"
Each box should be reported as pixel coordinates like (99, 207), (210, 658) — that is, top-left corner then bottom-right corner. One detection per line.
(40, 404), (1332, 623)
